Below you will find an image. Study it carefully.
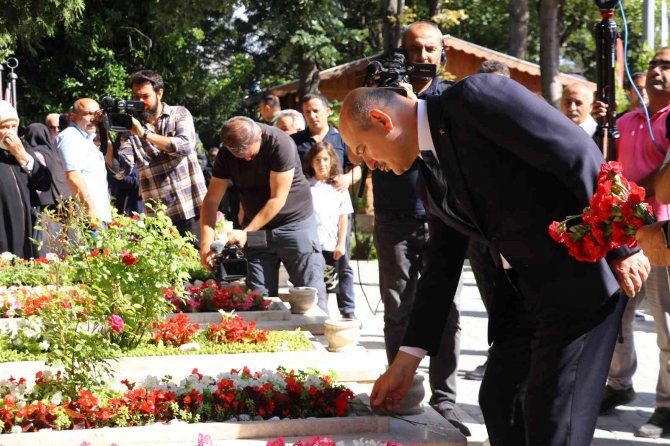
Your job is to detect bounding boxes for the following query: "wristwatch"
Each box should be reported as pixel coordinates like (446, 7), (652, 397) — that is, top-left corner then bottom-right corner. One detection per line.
(142, 128), (152, 141)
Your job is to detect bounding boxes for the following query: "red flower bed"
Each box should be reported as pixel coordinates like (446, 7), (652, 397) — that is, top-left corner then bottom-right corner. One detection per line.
(0, 367), (355, 433)
(165, 282), (271, 313)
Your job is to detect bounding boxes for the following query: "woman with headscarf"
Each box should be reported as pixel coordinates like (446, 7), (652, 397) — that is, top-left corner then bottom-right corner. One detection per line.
(0, 100), (51, 258)
(23, 122), (73, 256)
(23, 123), (72, 208)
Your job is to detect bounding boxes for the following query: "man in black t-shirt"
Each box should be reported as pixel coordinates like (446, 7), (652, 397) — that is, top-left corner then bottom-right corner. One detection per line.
(200, 116), (327, 312)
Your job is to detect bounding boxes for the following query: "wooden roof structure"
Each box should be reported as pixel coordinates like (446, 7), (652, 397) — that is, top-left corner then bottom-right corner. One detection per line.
(266, 35), (595, 109)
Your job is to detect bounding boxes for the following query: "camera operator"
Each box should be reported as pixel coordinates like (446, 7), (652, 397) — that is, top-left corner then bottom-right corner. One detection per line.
(112, 70), (207, 238)
(57, 98), (112, 225)
(358, 21), (471, 436)
(200, 117), (328, 314)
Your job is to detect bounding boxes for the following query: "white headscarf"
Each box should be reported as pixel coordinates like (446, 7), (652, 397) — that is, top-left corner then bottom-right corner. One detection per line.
(0, 100), (18, 123)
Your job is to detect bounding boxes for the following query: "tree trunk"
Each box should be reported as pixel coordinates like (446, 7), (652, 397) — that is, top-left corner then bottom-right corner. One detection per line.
(383, 0), (404, 55)
(539, 0), (563, 108)
(429, 0), (441, 18)
(509, 0), (529, 59)
(298, 58), (320, 102)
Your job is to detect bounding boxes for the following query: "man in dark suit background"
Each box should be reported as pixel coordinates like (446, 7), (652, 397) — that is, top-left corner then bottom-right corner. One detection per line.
(339, 75), (650, 445)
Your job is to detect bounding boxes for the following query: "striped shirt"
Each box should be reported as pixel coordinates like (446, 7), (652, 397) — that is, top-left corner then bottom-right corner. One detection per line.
(116, 103), (207, 221)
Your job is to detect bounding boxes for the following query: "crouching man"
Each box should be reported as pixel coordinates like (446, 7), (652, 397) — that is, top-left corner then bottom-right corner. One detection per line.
(200, 117), (327, 313)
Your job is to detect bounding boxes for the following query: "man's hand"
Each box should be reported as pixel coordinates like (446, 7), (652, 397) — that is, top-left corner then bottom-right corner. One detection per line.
(130, 117), (144, 138)
(608, 251), (651, 297)
(370, 351), (421, 412)
(200, 243), (214, 269)
(397, 82), (418, 101)
(331, 173), (352, 192)
(591, 100), (608, 120)
(637, 222), (670, 265)
(227, 229), (248, 247)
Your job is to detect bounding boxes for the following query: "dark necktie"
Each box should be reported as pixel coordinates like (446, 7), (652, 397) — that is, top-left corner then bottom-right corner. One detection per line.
(419, 150), (479, 236)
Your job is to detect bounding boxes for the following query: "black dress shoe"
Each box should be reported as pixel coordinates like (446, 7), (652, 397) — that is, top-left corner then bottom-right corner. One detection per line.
(600, 385), (636, 414)
(464, 360), (487, 381)
(436, 407), (471, 437)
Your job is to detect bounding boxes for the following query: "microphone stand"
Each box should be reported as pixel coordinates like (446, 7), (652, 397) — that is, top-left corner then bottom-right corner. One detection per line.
(594, 0), (619, 161)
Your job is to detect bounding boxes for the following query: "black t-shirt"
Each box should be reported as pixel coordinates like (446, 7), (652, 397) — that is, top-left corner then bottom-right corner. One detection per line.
(212, 124), (313, 229)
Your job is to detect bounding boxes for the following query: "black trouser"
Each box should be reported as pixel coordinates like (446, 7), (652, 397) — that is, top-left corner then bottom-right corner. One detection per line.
(374, 212), (461, 409)
(480, 273), (627, 446)
(171, 216), (199, 249)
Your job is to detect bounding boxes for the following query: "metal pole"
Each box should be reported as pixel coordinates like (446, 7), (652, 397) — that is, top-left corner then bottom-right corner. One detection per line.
(594, 1), (620, 160)
(663, 0), (668, 47)
(6, 58), (18, 108)
(644, 0), (656, 50)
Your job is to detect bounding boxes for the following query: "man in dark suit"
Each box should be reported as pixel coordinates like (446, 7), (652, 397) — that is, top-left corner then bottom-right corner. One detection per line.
(339, 75), (651, 446)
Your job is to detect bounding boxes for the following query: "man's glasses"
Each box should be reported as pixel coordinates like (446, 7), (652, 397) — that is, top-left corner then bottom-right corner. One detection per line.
(648, 59), (670, 70)
(47, 125), (59, 131)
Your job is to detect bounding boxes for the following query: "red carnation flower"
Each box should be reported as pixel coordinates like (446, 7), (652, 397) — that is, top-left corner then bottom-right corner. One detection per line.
(122, 253), (137, 266)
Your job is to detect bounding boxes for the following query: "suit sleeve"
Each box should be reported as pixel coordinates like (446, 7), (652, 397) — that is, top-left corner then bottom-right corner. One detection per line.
(402, 204), (468, 355)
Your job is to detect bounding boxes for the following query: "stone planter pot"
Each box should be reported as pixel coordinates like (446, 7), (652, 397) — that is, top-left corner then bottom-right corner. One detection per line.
(324, 318), (360, 352)
(287, 287), (317, 314)
(395, 374), (425, 415)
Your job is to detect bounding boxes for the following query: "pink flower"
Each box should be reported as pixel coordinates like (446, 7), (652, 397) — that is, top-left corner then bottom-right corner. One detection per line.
(198, 433), (214, 446)
(108, 314), (124, 333)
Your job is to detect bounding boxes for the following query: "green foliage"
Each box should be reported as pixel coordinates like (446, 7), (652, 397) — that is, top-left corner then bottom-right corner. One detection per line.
(37, 288), (118, 392)
(0, 256), (62, 287)
(350, 232), (377, 260)
(65, 202), (197, 349)
(0, 0), (84, 59)
(0, 329), (312, 362)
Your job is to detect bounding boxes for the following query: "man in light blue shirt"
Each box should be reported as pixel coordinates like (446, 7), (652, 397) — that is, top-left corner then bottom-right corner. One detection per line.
(57, 98), (112, 223)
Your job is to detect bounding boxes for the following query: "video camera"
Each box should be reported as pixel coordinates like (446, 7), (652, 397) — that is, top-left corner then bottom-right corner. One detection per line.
(364, 49), (437, 90)
(99, 96), (146, 132)
(210, 240), (248, 282)
(594, 0), (617, 10)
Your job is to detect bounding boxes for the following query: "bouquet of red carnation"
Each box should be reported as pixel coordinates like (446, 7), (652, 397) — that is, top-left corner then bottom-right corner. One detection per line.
(549, 161), (656, 262)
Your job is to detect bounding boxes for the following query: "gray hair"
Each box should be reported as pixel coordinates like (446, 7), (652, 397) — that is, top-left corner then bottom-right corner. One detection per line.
(345, 88), (400, 131)
(220, 116), (262, 156)
(274, 109), (305, 131)
(478, 60), (511, 78)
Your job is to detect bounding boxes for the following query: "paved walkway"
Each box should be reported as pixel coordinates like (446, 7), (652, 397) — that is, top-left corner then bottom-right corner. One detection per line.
(346, 259), (670, 446)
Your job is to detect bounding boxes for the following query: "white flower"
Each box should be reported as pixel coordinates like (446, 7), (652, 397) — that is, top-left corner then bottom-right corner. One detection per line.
(51, 391), (62, 405)
(0, 252), (13, 262)
(137, 220), (145, 228)
(38, 340), (50, 351)
(178, 342), (201, 351)
(45, 253), (60, 263)
(10, 425), (22, 434)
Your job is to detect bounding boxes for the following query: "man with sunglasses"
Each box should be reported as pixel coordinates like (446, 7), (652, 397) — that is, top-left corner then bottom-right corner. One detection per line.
(45, 113), (60, 144)
(592, 47), (670, 437)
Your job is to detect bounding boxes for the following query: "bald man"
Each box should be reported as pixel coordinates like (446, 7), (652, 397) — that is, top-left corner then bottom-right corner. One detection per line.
(561, 83), (597, 136)
(56, 98), (112, 224)
(339, 78), (650, 445)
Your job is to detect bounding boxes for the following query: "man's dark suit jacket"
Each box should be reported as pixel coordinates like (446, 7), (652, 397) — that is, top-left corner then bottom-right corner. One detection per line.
(404, 73), (636, 355)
